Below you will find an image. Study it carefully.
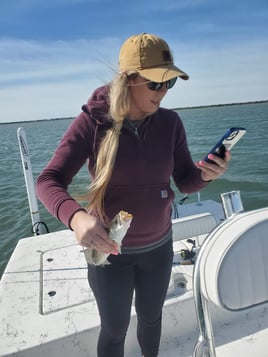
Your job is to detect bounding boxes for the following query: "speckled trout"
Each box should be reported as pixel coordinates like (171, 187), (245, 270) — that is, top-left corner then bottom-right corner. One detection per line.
(84, 211), (133, 266)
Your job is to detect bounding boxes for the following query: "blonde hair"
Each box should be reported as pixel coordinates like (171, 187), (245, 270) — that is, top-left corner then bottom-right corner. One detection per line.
(87, 71), (137, 222)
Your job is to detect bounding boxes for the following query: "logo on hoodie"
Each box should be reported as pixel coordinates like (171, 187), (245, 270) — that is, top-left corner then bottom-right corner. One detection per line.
(161, 190), (168, 199)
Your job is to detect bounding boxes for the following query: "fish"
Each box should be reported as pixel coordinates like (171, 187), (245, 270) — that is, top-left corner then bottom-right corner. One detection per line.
(84, 210), (133, 266)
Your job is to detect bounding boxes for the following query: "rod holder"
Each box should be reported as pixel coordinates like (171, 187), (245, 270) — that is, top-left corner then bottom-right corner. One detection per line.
(220, 190), (244, 218)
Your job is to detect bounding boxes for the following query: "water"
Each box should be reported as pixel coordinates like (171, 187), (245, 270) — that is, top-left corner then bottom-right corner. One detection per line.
(0, 102), (268, 277)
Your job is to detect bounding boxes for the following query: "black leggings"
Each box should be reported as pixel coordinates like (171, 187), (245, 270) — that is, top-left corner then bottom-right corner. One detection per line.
(87, 239), (174, 357)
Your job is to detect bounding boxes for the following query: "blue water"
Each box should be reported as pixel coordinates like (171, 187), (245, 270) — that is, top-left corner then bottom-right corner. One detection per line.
(0, 102), (268, 277)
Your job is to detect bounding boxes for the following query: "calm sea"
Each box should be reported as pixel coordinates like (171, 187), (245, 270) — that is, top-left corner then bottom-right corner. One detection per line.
(1, 102), (268, 277)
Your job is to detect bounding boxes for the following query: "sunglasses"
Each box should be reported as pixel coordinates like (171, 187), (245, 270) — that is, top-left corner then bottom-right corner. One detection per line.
(147, 77), (177, 91)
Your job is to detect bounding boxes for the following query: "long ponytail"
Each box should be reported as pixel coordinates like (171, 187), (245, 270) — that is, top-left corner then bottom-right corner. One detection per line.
(87, 72), (136, 222)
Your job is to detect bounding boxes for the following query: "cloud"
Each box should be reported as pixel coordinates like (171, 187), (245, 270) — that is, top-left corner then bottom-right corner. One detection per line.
(163, 39), (268, 107)
(0, 79), (102, 122)
(0, 37), (122, 122)
(0, 37), (120, 86)
(0, 36), (267, 123)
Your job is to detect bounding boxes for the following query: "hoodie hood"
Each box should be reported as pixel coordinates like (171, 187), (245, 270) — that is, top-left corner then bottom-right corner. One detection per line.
(82, 84), (112, 127)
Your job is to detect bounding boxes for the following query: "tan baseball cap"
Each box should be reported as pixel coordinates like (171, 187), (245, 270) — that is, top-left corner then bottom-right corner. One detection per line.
(119, 33), (189, 82)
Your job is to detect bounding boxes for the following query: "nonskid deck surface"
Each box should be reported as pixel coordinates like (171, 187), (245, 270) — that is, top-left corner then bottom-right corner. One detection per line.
(0, 229), (194, 356)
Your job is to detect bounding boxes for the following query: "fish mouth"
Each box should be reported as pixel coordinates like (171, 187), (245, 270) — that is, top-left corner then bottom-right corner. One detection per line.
(119, 210), (133, 222)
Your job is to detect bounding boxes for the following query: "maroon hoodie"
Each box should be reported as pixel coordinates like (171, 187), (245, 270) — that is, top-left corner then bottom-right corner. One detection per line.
(36, 85), (208, 248)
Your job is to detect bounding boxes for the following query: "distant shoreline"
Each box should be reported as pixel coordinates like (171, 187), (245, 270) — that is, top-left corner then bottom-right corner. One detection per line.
(171, 99), (268, 111)
(1, 99), (267, 125)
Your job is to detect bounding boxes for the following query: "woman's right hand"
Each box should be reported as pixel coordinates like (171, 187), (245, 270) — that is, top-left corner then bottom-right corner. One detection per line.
(70, 210), (118, 254)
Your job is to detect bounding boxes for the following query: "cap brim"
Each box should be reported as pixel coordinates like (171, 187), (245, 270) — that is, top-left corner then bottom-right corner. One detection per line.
(137, 64), (189, 82)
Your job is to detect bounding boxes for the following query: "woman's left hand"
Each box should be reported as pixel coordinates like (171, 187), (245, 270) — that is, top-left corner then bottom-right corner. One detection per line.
(196, 150), (231, 181)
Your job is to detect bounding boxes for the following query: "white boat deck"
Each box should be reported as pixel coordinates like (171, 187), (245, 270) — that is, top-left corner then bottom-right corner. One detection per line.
(1, 202), (268, 356)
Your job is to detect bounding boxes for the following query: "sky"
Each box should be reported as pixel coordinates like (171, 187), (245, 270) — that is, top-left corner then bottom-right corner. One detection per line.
(0, 0), (268, 123)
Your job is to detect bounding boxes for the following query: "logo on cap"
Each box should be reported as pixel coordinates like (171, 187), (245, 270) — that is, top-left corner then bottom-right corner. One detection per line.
(162, 50), (172, 62)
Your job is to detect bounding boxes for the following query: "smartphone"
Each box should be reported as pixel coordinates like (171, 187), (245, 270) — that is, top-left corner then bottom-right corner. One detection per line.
(204, 127), (246, 163)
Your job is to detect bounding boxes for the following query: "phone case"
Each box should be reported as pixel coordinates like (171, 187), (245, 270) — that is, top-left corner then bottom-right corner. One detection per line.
(204, 127), (246, 163)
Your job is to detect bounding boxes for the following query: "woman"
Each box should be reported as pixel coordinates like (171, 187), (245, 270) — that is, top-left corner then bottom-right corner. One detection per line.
(36, 33), (230, 357)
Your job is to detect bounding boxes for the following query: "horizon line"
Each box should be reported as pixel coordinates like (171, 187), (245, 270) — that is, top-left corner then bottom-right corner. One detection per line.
(1, 99), (267, 125)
